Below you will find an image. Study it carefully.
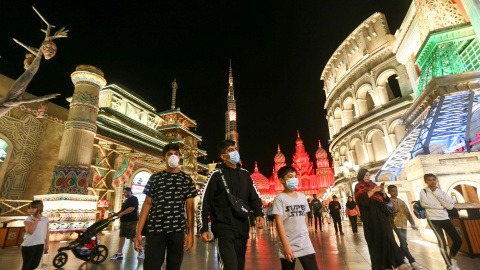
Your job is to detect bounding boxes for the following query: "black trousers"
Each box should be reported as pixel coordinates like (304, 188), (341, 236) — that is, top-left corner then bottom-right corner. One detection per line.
(348, 215), (358, 233)
(280, 253), (318, 270)
(144, 232), (185, 270)
(215, 230), (248, 270)
(313, 213), (322, 231)
(21, 244), (44, 270)
(427, 219), (462, 266)
(332, 215), (343, 233)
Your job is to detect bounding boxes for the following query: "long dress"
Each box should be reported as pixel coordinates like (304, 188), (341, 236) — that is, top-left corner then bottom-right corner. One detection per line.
(356, 192), (405, 270)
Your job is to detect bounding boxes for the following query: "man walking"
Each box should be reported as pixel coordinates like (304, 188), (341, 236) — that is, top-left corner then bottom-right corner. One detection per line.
(199, 140), (264, 270)
(310, 194), (323, 232)
(329, 195), (344, 235)
(111, 187), (139, 260)
(388, 185), (423, 270)
(134, 143), (197, 270)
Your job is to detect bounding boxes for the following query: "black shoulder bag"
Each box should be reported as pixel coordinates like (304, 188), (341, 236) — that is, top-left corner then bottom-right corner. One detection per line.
(218, 169), (250, 220)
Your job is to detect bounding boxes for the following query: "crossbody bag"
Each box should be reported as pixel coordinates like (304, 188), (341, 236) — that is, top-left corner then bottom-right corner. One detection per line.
(218, 169), (250, 220)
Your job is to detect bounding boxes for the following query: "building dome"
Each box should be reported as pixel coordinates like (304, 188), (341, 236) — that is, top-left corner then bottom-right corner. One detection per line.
(316, 140), (328, 159)
(274, 145), (285, 163)
(251, 162), (271, 193)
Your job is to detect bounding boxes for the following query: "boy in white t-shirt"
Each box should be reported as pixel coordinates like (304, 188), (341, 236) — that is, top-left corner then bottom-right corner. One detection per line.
(22, 200), (49, 270)
(272, 166), (318, 270)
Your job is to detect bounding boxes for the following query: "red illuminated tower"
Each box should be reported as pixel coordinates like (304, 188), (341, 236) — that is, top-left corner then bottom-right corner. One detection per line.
(292, 131), (315, 191)
(316, 140), (334, 188)
(225, 60), (239, 148)
(269, 145), (287, 193)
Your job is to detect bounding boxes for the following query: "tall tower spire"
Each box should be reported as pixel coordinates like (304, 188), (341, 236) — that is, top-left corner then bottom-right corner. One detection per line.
(225, 60), (239, 148)
(171, 78), (178, 110)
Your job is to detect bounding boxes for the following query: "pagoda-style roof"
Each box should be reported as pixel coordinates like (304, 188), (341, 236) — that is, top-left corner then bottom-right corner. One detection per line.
(157, 108), (197, 127)
(251, 162), (271, 193)
(156, 123), (203, 141)
(103, 83), (157, 111)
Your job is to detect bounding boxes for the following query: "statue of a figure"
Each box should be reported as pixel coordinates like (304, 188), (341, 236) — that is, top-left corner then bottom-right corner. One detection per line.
(0, 7), (68, 118)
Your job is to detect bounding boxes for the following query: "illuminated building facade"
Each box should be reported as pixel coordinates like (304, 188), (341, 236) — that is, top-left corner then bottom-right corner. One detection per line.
(323, 0), (480, 243)
(225, 61), (239, 147)
(0, 70), (208, 238)
(255, 133), (334, 203)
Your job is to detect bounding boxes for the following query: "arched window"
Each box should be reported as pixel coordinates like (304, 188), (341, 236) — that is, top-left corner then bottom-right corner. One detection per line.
(0, 138), (8, 162)
(131, 171), (152, 210)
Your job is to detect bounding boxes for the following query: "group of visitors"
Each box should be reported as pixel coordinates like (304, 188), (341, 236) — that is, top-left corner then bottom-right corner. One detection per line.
(354, 168), (462, 270)
(20, 140), (464, 270)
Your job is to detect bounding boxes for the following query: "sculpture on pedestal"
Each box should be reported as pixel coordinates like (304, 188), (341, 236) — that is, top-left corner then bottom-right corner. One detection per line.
(0, 7), (68, 117)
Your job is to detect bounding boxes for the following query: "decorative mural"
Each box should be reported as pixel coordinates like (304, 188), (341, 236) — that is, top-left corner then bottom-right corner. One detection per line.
(0, 113), (43, 199)
(112, 156), (136, 186)
(49, 165), (90, 195)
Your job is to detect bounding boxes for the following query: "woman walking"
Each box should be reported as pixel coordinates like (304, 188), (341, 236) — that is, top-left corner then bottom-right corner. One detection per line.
(420, 173), (462, 270)
(345, 196), (360, 234)
(354, 168), (410, 270)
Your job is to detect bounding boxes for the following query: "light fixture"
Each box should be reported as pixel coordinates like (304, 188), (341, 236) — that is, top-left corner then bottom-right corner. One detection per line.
(353, 165), (359, 171)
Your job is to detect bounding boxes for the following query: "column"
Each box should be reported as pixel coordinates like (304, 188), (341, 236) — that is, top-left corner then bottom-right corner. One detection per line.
(366, 142), (375, 163)
(377, 86), (389, 105)
(359, 130), (370, 163)
(380, 120), (394, 154)
(389, 133), (398, 149)
(50, 65), (106, 194)
(460, 0), (480, 43)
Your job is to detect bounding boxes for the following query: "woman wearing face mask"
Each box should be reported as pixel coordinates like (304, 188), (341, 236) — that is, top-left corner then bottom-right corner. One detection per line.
(272, 165), (318, 270)
(354, 168), (411, 270)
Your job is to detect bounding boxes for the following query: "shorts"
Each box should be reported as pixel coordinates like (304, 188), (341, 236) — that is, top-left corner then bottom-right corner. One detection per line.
(322, 212), (329, 218)
(120, 221), (138, 239)
(267, 215), (274, 222)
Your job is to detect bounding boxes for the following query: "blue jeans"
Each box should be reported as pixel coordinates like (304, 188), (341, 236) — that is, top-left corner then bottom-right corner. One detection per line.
(394, 228), (415, 263)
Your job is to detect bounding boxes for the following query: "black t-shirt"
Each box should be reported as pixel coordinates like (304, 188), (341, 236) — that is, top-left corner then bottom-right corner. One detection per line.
(120, 196), (139, 222)
(329, 201), (342, 217)
(143, 171), (197, 234)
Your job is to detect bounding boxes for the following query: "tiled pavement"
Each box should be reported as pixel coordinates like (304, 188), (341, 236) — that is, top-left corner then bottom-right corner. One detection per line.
(1, 220), (478, 269)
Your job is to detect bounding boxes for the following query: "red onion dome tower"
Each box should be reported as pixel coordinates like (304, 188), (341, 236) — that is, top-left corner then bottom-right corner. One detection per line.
(251, 161), (273, 203)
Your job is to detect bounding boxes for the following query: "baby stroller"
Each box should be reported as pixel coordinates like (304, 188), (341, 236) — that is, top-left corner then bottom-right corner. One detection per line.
(52, 216), (116, 268)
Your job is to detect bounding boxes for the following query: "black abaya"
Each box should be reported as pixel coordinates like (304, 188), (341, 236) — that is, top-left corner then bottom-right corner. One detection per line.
(356, 192), (405, 270)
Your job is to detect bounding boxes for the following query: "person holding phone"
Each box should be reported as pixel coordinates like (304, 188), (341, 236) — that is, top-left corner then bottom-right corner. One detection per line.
(354, 168), (411, 270)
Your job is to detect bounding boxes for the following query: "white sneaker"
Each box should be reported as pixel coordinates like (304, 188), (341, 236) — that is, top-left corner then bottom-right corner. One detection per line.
(137, 250), (144, 259)
(411, 262), (423, 270)
(110, 253), (123, 260)
(451, 259), (460, 270)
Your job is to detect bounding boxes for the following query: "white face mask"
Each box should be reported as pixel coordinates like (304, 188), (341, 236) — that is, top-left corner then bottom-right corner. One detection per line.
(167, 155), (179, 168)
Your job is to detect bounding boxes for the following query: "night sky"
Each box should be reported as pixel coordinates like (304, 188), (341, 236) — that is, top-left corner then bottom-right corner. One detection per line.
(0, 0), (411, 177)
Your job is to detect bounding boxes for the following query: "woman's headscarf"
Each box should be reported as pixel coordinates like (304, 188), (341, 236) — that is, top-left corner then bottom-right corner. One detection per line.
(346, 196), (357, 210)
(354, 168), (384, 203)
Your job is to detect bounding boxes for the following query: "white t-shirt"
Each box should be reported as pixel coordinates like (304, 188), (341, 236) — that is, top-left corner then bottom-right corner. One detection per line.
(22, 216), (49, 247)
(272, 192), (315, 259)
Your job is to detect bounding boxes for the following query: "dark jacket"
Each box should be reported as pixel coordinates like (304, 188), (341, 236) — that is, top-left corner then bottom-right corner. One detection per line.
(329, 201), (342, 217)
(199, 163), (263, 238)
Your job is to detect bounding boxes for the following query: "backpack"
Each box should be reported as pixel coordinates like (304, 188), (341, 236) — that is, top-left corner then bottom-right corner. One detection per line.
(411, 189), (427, 219)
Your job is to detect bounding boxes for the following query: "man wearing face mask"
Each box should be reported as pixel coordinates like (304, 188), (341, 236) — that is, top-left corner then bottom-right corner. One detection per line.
(199, 140), (264, 270)
(134, 143), (197, 270)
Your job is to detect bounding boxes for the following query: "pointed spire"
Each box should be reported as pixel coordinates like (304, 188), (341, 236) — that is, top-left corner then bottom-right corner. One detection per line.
(171, 78), (178, 110)
(228, 59), (234, 89)
(318, 140), (322, 148)
(277, 144), (281, 152)
(254, 161), (259, 172)
(297, 130), (300, 138)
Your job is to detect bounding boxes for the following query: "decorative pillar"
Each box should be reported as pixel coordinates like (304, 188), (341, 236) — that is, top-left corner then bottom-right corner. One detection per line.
(366, 142), (375, 163)
(389, 133), (398, 149)
(359, 130), (370, 163)
(35, 66), (106, 240)
(379, 120), (394, 154)
(377, 86), (389, 105)
(49, 65), (106, 194)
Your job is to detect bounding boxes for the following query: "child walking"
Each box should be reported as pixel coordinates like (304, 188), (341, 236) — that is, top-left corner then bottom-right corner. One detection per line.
(272, 166), (318, 270)
(22, 200), (49, 270)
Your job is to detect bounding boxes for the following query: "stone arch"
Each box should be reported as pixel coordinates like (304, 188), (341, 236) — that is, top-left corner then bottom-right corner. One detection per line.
(446, 180), (480, 204)
(127, 168), (153, 187)
(366, 129), (389, 162)
(350, 137), (366, 165)
(388, 119), (407, 146)
(333, 107), (343, 131)
(0, 134), (13, 191)
(343, 96), (355, 126)
(376, 69), (403, 104)
(356, 83), (375, 115)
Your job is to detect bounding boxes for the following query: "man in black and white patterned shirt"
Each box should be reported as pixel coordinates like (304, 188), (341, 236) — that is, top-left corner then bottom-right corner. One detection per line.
(134, 143), (197, 270)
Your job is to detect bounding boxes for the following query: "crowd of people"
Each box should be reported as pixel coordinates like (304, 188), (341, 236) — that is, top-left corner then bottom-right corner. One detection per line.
(20, 140), (463, 270)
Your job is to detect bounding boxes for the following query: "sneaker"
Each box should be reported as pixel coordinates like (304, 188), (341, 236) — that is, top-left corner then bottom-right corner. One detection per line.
(137, 250), (144, 259)
(397, 264), (412, 270)
(340, 232), (344, 235)
(451, 259), (460, 270)
(110, 253), (123, 260)
(411, 262), (423, 270)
